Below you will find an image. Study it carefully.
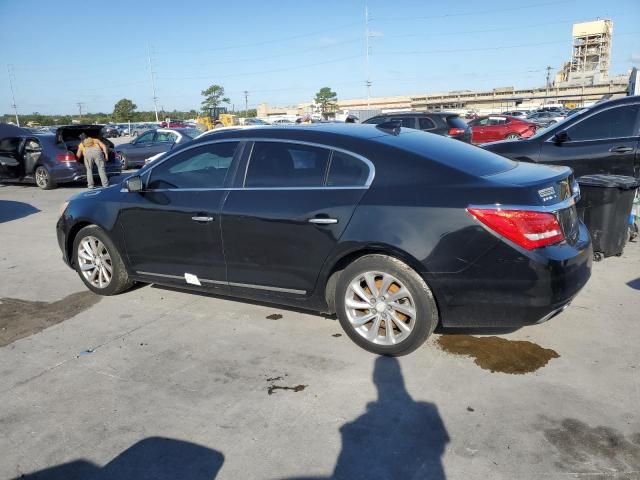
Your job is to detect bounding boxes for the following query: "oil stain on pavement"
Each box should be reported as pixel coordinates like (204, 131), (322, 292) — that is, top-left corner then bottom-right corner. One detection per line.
(542, 417), (640, 473)
(0, 291), (101, 347)
(267, 384), (307, 395)
(437, 335), (559, 374)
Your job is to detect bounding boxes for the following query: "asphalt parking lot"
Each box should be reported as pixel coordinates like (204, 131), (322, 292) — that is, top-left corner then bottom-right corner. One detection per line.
(1, 176), (639, 479)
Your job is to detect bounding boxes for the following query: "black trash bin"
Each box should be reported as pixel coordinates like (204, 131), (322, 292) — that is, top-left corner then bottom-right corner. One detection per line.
(576, 174), (640, 261)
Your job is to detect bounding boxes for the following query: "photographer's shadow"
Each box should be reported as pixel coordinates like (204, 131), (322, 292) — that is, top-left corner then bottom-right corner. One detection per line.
(291, 356), (449, 479)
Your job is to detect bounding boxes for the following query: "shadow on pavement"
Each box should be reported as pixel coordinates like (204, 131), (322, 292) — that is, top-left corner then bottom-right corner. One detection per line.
(14, 437), (224, 480)
(627, 277), (640, 290)
(0, 200), (40, 224)
(289, 357), (449, 479)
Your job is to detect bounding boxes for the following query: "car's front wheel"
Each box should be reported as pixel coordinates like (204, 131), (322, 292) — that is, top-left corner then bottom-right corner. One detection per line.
(119, 152), (129, 169)
(73, 225), (133, 295)
(505, 133), (521, 140)
(335, 254), (438, 356)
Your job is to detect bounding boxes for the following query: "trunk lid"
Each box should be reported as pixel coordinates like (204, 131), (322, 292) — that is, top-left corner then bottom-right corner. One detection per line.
(482, 161), (580, 245)
(55, 125), (116, 162)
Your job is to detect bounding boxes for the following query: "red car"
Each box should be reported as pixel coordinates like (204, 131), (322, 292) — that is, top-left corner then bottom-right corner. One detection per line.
(467, 115), (537, 144)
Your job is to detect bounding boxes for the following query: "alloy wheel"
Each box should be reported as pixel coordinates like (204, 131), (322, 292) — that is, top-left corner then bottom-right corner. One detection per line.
(77, 236), (113, 288)
(35, 168), (49, 188)
(344, 271), (416, 345)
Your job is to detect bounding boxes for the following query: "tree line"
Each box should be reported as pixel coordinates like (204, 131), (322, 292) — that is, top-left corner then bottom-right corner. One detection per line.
(1, 84), (337, 126)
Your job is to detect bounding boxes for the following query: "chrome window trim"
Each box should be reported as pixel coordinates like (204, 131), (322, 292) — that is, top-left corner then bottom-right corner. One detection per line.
(134, 271), (305, 294)
(141, 137), (375, 192)
(543, 102), (640, 144)
(241, 138), (375, 188)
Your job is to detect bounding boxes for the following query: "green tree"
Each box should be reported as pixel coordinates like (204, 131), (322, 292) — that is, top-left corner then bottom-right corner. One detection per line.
(314, 87), (338, 119)
(113, 98), (137, 122)
(201, 84), (230, 111)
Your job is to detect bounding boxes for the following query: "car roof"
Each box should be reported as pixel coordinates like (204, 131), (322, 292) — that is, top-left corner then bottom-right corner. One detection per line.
(370, 111), (456, 118)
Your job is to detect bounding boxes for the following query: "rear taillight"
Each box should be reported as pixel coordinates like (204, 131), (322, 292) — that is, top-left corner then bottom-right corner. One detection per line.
(448, 127), (466, 136)
(467, 208), (564, 250)
(56, 152), (76, 162)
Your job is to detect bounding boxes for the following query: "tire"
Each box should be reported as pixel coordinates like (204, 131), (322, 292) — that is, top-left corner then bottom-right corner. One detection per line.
(335, 254), (438, 356)
(119, 152), (129, 169)
(72, 225), (134, 295)
(34, 165), (56, 190)
(505, 133), (521, 140)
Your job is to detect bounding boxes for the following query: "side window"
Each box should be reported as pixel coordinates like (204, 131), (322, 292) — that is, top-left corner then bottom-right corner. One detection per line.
(470, 118), (489, 127)
(364, 117), (386, 125)
(155, 131), (177, 143)
(327, 151), (370, 187)
(148, 142), (238, 189)
(567, 105), (639, 141)
(418, 117), (436, 130)
(137, 131), (154, 143)
(390, 117), (416, 129)
(245, 141), (330, 187)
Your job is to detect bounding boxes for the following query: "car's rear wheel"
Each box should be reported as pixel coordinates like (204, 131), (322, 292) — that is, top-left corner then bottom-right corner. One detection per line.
(119, 152), (129, 169)
(506, 133), (521, 140)
(335, 254), (438, 356)
(73, 225), (133, 295)
(35, 165), (56, 190)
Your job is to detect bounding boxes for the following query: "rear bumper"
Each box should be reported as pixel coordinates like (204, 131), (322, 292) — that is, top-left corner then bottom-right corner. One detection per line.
(429, 223), (593, 327)
(51, 162), (122, 183)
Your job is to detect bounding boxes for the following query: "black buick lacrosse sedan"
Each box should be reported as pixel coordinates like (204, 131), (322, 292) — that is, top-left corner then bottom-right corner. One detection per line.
(57, 123), (592, 355)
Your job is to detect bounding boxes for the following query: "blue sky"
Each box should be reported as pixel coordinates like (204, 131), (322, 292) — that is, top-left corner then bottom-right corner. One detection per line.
(1, 0), (638, 115)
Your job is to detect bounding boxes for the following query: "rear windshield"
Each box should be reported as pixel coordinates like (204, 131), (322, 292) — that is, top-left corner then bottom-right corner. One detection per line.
(446, 116), (467, 129)
(377, 129), (516, 176)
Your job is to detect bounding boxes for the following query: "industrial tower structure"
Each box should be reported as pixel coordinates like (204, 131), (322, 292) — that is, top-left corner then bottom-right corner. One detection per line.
(556, 19), (613, 85)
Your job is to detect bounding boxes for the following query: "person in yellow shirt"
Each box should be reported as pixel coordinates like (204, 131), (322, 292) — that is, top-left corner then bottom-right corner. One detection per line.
(76, 133), (109, 189)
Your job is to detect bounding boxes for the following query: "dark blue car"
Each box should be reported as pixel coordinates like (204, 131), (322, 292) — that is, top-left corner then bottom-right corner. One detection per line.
(0, 124), (121, 189)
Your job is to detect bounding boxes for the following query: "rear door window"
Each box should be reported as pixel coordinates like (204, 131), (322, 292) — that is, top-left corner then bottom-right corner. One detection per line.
(245, 141), (330, 187)
(389, 117), (416, 129)
(137, 131), (154, 143)
(418, 117), (436, 130)
(327, 151), (370, 186)
(155, 131), (178, 143)
(567, 105), (639, 141)
(148, 142), (238, 189)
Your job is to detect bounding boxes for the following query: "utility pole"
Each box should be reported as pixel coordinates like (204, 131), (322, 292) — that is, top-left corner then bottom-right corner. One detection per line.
(147, 43), (160, 122)
(243, 90), (249, 114)
(545, 65), (552, 100)
(77, 102), (85, 121)
(365, 4), (371, 107)
(7, 65), (20, 126)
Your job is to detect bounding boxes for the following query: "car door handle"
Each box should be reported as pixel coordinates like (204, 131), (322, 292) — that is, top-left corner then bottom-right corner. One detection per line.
(192, 216), (214, 223)
(308, 218), (338, 224)
(609, 146), (634, 154)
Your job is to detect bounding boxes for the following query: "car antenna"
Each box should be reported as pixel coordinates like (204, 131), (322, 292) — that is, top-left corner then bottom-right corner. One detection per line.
(375, 120), (402, 135)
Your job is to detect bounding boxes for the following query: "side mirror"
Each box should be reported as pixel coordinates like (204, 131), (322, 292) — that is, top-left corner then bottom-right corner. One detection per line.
(125, 175), (143, 192)
(553, 130), (569, 144)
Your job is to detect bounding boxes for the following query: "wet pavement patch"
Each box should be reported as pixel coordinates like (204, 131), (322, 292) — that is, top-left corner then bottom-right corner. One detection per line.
(0, 292), (101, 347)
(542, 417), (640, 473)
(436, 335), (559, 374)
(266, 313), (283, 320)
(267, 384), (307, 395)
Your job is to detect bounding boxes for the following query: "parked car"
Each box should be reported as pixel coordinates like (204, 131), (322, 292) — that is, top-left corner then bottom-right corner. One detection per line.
(243, 118), (270, 125)
(0, 124), (121, 190)
(467, 115), (538, 144)
(271, 119), (294, 125)
(526, 111), (565, 128)
(115, 128), (199, 169)
(482, 96), (640, 179)
(160, 120), (189, 128)
(103, 125), (120, 138)
(363, 112), (471, 143)
(130, 124), (157, 137)
(501, 110), (528, 119)
(57, 123), (591, 355)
